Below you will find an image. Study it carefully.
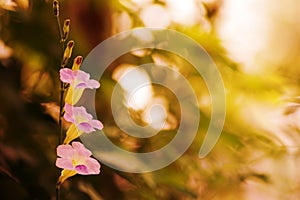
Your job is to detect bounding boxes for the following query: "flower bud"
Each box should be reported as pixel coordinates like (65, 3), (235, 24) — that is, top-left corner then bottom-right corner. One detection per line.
(62, 19), (70, 42)
(53, 0), (59, 16)
(71, 56), (83, 70)
(62, 40), (74, 66)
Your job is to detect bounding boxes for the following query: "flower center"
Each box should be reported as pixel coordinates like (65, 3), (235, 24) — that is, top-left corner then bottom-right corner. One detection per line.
(75, 164), (89, 174)
(75, 115), (89, 124)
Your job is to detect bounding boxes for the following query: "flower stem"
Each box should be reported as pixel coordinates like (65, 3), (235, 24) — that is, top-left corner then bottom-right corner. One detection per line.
(55, 11), (65, 145)
(59, 82), (64, 144)
(56, 184), (61, 200)
(56, 15), (63, 43)
(54, 1), (65, 199)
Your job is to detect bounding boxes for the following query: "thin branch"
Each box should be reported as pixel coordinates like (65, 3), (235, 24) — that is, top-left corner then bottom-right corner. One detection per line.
(56, 184), (61, 200)
(55, 9), (66, 145)
(53, 1), (65, 199)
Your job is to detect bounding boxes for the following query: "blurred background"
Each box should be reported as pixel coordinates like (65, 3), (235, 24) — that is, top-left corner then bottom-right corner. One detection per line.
(1, 0), (300, 199)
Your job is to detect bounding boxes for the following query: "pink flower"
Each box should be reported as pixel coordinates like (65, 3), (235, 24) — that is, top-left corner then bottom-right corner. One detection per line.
(63, 103), (103, 133)
(60, 68), (100, 89)
(56, 142), (100, 175)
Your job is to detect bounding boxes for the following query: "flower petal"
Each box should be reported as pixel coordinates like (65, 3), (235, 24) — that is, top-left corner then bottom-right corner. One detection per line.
(75, 164), (89, 174)
(60, 68), (74, 84)
(90, 119), (103, 130)
(56, 158), (74, 170)
(87, 79), (100, 89)
(72, 142), (92, 157)
(63, 112), (75, 123)
(57, 144), (74, 158)
(76, 70), (90, 82)
(78, 122), (94, 133)
(84, 157), (101, 174)
(63, 103), (75, 123)
(72, 106), (93, 122)
(75, 82), (88, 88)
(75, 79), (99, 89)
(64, 103), (73, 114)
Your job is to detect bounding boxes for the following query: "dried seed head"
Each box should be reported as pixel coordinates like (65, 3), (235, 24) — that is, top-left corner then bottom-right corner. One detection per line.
(62, 19), (71, 42)
(62, 40), (74, 66)
(53, 0), (59, 16)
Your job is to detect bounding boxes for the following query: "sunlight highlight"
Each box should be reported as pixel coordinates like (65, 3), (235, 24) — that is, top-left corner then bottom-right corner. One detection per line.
(112, 64), (153, 110)
(166, 0), (202, 26)
(140, 4), (170, 28)
(112, 64), (175, 130)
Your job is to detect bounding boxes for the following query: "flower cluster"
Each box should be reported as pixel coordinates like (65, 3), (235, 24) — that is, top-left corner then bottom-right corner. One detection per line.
(53, 1), (103, 186)
(55, 56), (103, 184)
